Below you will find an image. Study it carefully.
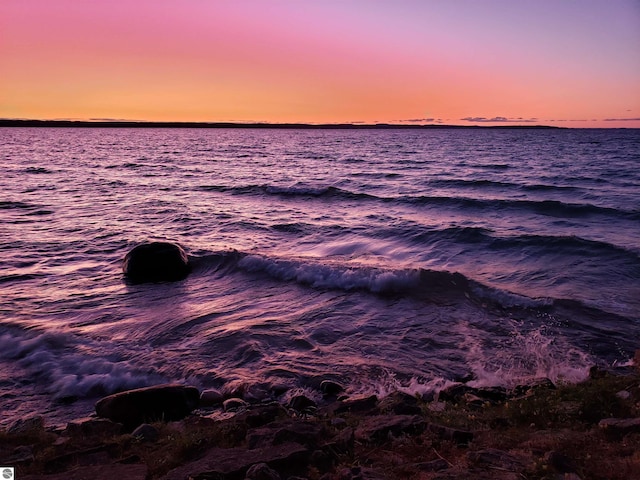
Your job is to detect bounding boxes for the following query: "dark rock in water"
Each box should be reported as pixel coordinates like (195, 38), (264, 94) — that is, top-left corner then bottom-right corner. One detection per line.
(288, 395), (317, 412)
(95, 384), (199, 429)
(199, 389), (224, 407)
(320, 380), (345, 397)
(223, 397), (249, 412)
(123, 242), (190, 283)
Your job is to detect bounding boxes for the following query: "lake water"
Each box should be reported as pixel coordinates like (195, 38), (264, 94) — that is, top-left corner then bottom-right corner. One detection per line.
(1, 127), (639, 426)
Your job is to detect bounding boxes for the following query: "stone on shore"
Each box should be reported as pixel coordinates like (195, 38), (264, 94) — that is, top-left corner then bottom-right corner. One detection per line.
(598, 417), (640, 435)
(64, 418), (123, 438)
(95, 384), (199, 429)
(22, 464), (148, 480)
(8, 415), (45, 435)
(355, 414), (425, 444)
(160, 443), (309, 480)
(123, 242), (190, 283)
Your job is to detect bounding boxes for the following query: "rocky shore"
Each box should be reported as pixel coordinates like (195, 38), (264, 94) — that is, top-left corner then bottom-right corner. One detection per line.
(2, 356), (639, 480)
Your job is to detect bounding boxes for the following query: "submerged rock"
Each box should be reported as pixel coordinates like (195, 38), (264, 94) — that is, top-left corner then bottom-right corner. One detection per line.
(95, 384), (199, 429)
(320, 380), (345, 397)
(123, 242), (190, 283)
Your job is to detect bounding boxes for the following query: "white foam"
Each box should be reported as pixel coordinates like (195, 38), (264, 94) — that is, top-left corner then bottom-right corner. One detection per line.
(238, 255), (421, 293)
(0, 329), (160, 400)
(457, 321), (592, 388)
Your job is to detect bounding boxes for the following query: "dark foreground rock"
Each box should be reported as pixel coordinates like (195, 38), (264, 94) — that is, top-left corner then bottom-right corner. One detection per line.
(23, 464), (148, 480)
(160, 443), (309, 480)
(123, 242), (190, 283)
(95, 384), (199, 429)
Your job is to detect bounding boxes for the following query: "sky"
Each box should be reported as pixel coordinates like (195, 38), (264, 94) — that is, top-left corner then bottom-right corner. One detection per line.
(1, 0), (639, 127)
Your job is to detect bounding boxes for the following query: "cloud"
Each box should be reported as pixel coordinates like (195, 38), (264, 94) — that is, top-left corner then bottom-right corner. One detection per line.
(461, 116), (538, 123)
(603, 117), (640, 122)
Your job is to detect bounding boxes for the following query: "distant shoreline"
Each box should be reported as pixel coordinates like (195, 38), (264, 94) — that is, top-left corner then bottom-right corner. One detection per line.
(0, 119), (565, 129)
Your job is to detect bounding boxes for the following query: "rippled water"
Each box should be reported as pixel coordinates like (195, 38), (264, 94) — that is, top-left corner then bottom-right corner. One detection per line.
(1, 127), (639, 426)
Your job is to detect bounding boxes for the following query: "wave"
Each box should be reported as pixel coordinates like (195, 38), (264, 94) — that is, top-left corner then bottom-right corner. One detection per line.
(407, 195), (639, 219)
(195, 182), (639, 220)
(193, 250), (543, 308)
(197, 183), (376, 201)
(0, 200), (39, 210)
(192, 250), (637, 323)
(0, 326), (163, 402)
(24, 166), (53, 174)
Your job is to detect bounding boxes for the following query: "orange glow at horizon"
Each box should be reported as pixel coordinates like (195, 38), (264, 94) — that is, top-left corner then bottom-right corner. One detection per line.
(1, 0), (639, 128)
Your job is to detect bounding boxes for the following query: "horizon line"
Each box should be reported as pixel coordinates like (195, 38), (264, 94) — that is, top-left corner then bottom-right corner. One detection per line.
(0, 119), (575, 129)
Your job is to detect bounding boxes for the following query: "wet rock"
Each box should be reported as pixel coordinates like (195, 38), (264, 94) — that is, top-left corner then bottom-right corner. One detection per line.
(247, 420), (324, 449)
(545, 450), (577, 474)
(473, 386), (508, 403)
(438, 384), (472, 403)
(64, 418), (123, 438)
(123, 242), (190, 283)
(355, 415), (425, 443)
(325, 426), (354, 456)
(467, 449), (527, 471)
(320, 380), (345, 397)
(44, 445), (111, 473)
(427, 423), (474, 445)
(22, 463), (148, 480)
(288, 395), (317, 412)
(417, 458), (450, 472)
(8, 415), (45, 435)
(224, 397), (249, 412)
(311, 449), (333, 472)
(199, 389), (224, 407)
(330, 417), (347, 428)
(131, 423), (159, 442)
(95, 384), (200, 429)
(245, 462), (281, 480)
(332, 395), (378, 415)
(160, 442), (309, 480)
(6, 445), (34, 465)
(616, 390), (631, 400)
(428, 401), (447, 412)
(598, 417), (640, 435)
(512, 378), (555, 397)
(337, 466), (387, 480)
(241, 403), (288, 428)
(378, 392), (422, 415)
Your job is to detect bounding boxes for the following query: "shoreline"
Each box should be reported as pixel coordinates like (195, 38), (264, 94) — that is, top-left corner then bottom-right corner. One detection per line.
(0, 119), (565, 129)
(2, 357), (638, 480)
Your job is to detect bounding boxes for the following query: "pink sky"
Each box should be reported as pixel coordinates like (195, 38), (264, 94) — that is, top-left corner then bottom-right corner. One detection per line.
(1, 0), (639, 127)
